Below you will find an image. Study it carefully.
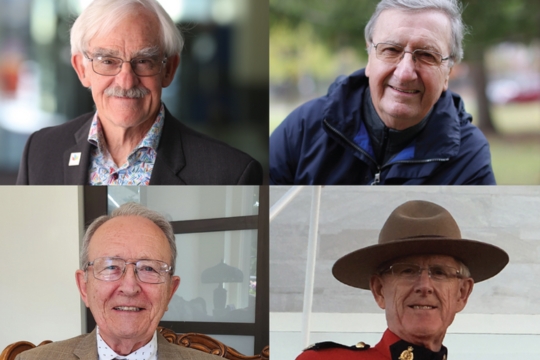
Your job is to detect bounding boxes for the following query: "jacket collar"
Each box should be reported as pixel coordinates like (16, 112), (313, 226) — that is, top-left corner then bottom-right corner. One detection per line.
(64, 114), (93, 185)
(63, 107), (188, 185)
(73, 328), (98, 360)
(322, 68), (465, 162)
(149, 106), (187, 185)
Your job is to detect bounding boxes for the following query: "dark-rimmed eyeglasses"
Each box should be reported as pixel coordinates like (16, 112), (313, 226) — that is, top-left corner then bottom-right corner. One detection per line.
(84, 257), (172, 284)
(83, 53), (167, 77)
(371, 42), (450, 67)
(380, 263), (463, 282)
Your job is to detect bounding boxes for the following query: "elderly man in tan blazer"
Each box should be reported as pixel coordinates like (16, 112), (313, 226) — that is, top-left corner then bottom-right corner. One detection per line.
(17, 203), (220, 360)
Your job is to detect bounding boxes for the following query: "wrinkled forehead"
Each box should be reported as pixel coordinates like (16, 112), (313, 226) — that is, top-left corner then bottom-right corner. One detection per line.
(89, 216), (171, 259)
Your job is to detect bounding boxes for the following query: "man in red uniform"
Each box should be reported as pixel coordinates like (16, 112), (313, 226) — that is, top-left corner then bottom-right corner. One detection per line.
(297, 200), (509, 360)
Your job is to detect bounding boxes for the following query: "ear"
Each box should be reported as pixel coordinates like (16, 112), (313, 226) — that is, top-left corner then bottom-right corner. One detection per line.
(442, 66), (452, 91)
(455, 277), (474, 313)
(365, 42), (372, 78)
(161, 54), (180, 88)
(75, 269), (90, 308)
(165, 275), (181, 311)
(72, 53), (91, 88)
(370, 275), (386, 310)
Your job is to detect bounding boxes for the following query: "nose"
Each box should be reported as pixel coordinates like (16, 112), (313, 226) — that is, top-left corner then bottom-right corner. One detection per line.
(118, 263), (141, 295)
(393, 52), (418, 83)
(115, 61), (139, 89)
(414, 269), (434, 294)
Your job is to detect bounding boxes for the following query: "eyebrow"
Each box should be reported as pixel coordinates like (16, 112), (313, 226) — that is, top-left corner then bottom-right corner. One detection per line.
(381, 41), (444, 54)
(90, 46), (161, 58)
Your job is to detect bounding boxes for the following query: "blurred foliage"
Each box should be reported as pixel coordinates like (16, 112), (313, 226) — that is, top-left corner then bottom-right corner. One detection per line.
(270, 0), (379, 83)
(270, 0), (377, 49)
(463, 0), (540, 57)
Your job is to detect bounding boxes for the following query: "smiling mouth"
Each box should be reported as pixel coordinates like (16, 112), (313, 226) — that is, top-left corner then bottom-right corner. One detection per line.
(410, 305), (436, 310)
(114, 306), (143, 312)
(389, 85), (420, 94)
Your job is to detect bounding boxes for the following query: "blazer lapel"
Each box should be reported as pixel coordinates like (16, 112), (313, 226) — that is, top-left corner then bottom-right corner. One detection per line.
(73, 329), (98, 360)
(150, 108), (186, 185)
(64, 116), (93, 185)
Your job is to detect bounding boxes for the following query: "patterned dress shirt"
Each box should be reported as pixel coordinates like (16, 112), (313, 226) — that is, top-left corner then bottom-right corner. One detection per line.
(96, 327), (158, 360)
(87, 105), (165, 185)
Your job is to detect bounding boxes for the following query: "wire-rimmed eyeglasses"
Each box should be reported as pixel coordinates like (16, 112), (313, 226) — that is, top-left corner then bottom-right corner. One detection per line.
(371, 42), (450, 67)
(380, 263), (463, 282)
(84, 257), (172, 284)
(83, 53), (167, 77)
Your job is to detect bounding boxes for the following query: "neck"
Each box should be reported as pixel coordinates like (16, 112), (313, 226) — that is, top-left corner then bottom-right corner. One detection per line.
(379, 115), (423, 131)
(100, 332), (152, 356)
(99, 117), (154, 167)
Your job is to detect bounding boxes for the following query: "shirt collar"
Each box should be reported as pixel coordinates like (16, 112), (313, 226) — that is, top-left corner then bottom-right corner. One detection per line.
(88, 104), (165, 155)
(96, 327), (158, 360)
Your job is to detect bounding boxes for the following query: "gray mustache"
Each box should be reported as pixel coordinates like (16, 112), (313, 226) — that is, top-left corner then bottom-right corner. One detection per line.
(104, 86), (150, 98)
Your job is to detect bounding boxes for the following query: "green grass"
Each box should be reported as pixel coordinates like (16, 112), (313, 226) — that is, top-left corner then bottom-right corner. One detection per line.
(489, 136), (540, 184)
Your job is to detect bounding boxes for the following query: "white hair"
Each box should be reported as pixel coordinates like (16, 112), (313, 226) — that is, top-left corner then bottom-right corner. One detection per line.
(70, 0), (183, 57)
(365, 0), (468, 65)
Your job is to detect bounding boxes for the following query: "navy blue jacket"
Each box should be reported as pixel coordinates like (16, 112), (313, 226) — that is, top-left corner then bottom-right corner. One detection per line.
(270, 69), (496, 185)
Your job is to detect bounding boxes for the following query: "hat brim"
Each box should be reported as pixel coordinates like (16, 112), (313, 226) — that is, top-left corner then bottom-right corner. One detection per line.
(332, 237), (509, 289)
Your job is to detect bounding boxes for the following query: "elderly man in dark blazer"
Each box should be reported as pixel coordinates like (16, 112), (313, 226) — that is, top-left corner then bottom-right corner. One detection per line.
(16, 0), (262, 185)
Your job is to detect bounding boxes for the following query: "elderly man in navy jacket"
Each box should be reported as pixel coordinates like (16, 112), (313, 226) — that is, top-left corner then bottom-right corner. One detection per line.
(270, 0), (495, 185)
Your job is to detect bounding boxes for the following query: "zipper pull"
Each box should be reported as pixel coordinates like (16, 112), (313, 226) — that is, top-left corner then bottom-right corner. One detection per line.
(371, 172), (381, 185)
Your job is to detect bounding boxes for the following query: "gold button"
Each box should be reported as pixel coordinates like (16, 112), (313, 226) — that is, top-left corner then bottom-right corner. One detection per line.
(355, 342), (366, 349)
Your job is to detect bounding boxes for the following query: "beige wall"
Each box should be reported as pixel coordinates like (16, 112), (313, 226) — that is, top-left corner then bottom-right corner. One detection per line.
(0, 186), (83, 349)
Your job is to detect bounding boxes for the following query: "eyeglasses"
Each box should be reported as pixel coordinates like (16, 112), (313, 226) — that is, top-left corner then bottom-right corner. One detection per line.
(381, 263), (463, 282)
(371, 42), (450, 67)
(83, 53), (167, 77)
(84, 257), (172, 284)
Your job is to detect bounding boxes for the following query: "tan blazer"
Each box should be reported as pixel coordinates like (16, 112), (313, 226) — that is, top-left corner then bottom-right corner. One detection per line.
(15, 329), (222, 360)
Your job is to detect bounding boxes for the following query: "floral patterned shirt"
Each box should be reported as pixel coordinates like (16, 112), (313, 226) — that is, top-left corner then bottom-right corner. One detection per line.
(87, 105), (164, 185)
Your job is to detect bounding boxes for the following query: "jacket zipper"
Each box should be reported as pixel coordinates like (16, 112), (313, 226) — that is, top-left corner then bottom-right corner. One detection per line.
(323, 118), (381, 174)
(323, 119), (450, 184)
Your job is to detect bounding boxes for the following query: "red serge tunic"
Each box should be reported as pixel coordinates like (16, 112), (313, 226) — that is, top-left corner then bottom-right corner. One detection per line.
(296, 329), (448, 360)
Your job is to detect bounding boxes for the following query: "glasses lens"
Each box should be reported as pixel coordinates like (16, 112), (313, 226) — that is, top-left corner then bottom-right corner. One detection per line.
(93, 257), (125, 281)
(428, 265), (458, 281)
(131, 58), (159, 76)
(135, 260), (169, 284)
(93, 56), (123, 76)
(413, 50), (442, 66)
(375, 43), (404, 62)
(390, 263), (420, 278)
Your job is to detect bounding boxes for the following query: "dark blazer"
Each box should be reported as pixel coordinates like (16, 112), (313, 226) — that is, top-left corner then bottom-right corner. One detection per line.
(17, 108), (263, 185)
(15, 328), (222, 360)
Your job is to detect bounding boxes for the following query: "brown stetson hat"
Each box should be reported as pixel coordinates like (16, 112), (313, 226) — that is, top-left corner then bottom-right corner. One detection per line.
(332, 200), (509, 289)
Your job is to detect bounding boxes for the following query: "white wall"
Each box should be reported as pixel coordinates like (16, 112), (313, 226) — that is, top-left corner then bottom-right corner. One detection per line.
(0, 186), (83, 349)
